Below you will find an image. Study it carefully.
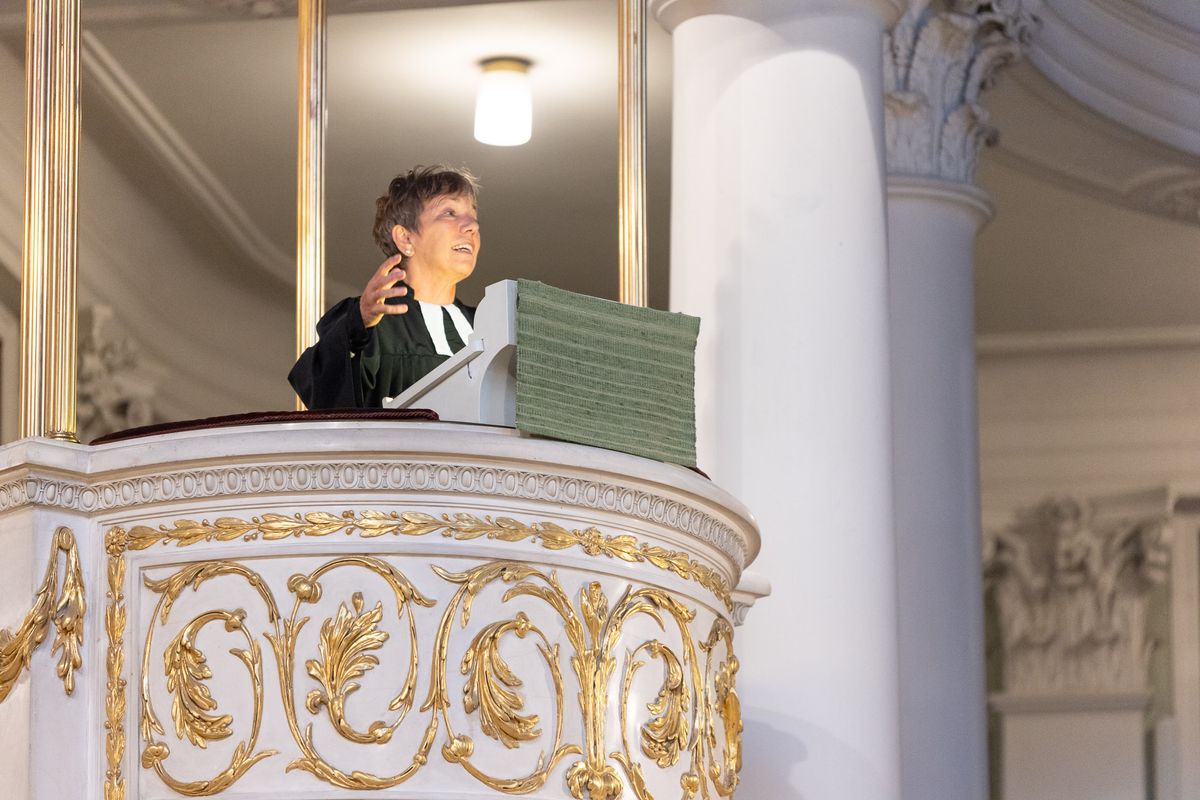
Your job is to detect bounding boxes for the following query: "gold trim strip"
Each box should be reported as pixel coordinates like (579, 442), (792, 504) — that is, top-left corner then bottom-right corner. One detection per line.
(295, 0), (327, 410)
(618, 0), (647, 307)
(21, 0), (81, 440)
(124, 510), (733, 610)
(104, 531), (127, 800)
(0, 526), (85, 704)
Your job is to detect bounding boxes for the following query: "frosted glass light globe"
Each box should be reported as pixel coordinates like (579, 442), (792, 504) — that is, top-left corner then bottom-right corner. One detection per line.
(474, 58), (532, 147)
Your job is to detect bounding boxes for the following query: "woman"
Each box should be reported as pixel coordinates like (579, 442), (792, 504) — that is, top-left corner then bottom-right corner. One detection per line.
(289, 165), (481, 408)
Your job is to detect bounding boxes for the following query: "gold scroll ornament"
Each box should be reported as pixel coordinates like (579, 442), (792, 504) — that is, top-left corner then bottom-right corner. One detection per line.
(111, 548), (742, 797)
(0, 526), (85, 704)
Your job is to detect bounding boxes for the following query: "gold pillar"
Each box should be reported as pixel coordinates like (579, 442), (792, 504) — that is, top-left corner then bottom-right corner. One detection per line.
(617, 0), (648, 307)
(296, 0), (327, 409)
(20, 0), (81, 441)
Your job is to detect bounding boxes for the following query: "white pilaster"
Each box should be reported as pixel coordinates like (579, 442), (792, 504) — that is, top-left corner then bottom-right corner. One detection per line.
(1165, 503), (1200, 799)
(991, 692), (1151, 800)
(653, 0), (902, 796)
(884, 3), (1036, 797)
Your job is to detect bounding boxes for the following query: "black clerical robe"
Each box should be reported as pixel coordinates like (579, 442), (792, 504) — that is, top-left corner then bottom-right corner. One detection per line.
(289, 294), (476, 409)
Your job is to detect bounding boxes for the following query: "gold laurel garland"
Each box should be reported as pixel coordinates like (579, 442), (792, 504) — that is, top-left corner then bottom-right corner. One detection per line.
(124, 511), (733, 611)
(0, 526), (85, 704)
(106, 525), (744, 798)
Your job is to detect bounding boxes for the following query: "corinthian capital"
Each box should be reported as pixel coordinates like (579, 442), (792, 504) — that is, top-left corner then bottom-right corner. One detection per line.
(885, 0), (1038, 183)
(984, 496), (1170, 695)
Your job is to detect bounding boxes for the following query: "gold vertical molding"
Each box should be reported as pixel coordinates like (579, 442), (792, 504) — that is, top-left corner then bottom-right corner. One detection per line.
(617, 0), (647, 307)
(21, 0), (81, 440)
(104, 528), (128, 800)
(295, 0), (328, 410)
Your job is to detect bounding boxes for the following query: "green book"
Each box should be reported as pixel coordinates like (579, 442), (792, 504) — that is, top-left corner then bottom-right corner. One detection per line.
(515, 280), (699, 467)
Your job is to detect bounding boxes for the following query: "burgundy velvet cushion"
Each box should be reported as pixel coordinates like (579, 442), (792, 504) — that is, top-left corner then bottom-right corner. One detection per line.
(89, 408), (439, 445)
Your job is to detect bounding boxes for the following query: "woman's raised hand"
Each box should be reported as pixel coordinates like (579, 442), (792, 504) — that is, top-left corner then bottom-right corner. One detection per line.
(359, 253), (408, 328)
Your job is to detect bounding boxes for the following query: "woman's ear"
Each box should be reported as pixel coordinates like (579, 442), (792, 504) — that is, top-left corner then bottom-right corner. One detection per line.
(391, 224), (414, 256)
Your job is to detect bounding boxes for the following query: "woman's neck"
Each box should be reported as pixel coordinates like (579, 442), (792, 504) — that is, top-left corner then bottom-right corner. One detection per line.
(405, 265), (457, 305)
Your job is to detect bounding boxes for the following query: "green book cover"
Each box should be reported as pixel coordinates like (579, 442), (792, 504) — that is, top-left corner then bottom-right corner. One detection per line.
(515, 279), (699, 467)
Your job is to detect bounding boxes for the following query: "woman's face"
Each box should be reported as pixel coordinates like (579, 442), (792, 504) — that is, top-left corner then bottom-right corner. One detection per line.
(406, 193), (480, 282)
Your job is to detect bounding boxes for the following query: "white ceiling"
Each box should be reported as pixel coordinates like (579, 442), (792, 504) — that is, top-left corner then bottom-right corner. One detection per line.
(975, 60), (1200, 335)
(1028, 0), (1200, 157)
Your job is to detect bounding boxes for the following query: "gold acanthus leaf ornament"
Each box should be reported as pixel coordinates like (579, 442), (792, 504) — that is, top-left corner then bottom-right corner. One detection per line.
(275, 557), (438, 788)
(0, 526), (85, 704)
(163, 612), (240, 747)
(140, 562), (279, 796)
(638, 642), (691, 769)
(427, 562), (582, 793)
(104, 522), (744, 799)
(701, 619), (743, 796)
(126, 510), (733, 610)
(712, 656), (743, 785)
(304, 592), (396, 744)
(461, 611), (543, 748)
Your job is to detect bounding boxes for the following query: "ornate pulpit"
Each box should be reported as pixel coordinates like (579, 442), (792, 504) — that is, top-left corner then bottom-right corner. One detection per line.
(0, 418), (760, 799)
(0, 0), (767, 797)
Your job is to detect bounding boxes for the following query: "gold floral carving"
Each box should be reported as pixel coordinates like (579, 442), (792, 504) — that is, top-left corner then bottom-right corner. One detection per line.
(429, 562), (581, 793)
(700, 620), (742, 797)
(0, 525), (85, 704)
(105, 523), (743, 798)
(628, 642), (689, 769)
(105, 529), (127, 800)
(125, 511), (732, 610)
(140, 562), (278, 796)
(271, 556), (437, 788)
(305, 592), (401, 744)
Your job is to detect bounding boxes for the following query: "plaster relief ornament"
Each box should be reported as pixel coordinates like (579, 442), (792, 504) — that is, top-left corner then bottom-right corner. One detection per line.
(885, 0), (1039, 182)
(983, 496), (1170, 695)
(77, 304), (159, 443)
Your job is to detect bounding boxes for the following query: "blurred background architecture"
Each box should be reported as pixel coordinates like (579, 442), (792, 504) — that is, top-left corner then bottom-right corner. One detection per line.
(2, 0), (1200, 798)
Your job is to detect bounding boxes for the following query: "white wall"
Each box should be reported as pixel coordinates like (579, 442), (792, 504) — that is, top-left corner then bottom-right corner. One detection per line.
(0, 43), (295, 439)
(978, 341), (1200, 518)
(978, 340), (1200, 799)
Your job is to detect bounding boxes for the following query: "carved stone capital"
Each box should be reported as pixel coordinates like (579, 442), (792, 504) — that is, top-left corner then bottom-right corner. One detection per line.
(885, 0), (1039, 183)
(983, 496), (1170, 695)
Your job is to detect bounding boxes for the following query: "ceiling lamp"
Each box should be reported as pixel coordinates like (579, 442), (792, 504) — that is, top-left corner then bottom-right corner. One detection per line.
(474, 57), (533, 147)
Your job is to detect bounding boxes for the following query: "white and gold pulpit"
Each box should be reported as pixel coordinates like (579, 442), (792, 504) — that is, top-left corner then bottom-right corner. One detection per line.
(0, 420), (759, 799)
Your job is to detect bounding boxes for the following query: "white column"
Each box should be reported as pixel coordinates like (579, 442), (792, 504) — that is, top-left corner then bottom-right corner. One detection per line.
(888, 178), (991, 800)
(653, 0), (903, 796)
(883, 3), (1035, 797)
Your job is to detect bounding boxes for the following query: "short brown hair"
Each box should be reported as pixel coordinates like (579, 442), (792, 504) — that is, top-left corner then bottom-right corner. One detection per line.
(373, 165), (480, 257)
